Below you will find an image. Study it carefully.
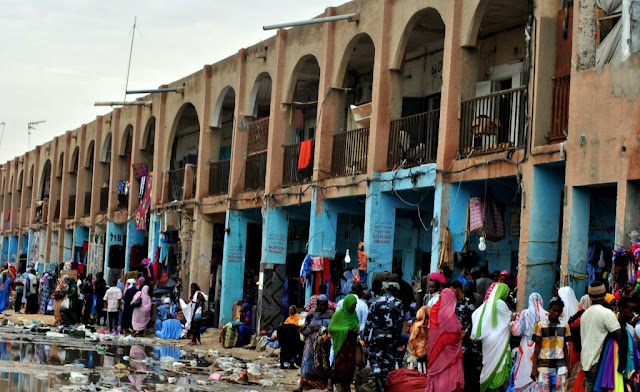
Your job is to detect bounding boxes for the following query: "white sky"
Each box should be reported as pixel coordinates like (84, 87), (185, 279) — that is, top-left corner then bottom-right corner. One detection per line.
(0, 0), (346, 162)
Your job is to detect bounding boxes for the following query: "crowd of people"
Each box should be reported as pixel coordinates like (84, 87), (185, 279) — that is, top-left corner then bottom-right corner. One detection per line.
(0, 267), (211, 346)
(268, 267), (640, 392)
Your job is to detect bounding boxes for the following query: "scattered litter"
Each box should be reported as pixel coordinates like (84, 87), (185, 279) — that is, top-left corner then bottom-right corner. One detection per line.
(69, 372), (88, 384)
(45, 331), (66, 338)
(209, 372), (223, 381)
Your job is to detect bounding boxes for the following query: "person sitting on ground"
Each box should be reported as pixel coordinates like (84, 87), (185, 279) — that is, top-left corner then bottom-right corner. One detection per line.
(278, 305), (303, 369)
(155, 314), (183, 340)
(155, 297), (175, 332)
(234, 302), (254, 346)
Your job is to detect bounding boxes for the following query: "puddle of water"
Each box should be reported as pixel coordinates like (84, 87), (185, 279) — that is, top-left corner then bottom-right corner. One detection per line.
(0, 330), (219, 391)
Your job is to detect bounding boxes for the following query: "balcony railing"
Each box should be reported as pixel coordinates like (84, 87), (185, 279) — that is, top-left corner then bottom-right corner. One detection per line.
(35, 200), (49, 224)
(283, 141), (314, 187)
(84, 191), (91, 216)
(245, 152), (267, 191)
(549, 75), (570, 142)
(68, 195), (76, 218)
(330, 127), (370, 177)
(387, 110), (440, 170)
(458, 87), (527, 157)
(168, 168), (185, 202)
(99, 187), (109, 213)
(54, 200), (60, 220)
(247, 117), (270, 154)
(209, 160), (230, 196)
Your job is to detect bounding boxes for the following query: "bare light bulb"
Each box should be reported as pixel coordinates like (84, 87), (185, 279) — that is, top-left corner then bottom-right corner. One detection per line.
(478, 236), (486, 252)
(344, 249), (351, 264)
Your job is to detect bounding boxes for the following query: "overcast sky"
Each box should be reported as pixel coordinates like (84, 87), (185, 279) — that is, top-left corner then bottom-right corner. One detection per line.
(0, 0), (345, 162)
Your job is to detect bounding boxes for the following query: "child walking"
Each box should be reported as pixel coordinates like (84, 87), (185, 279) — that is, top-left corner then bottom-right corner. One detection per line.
(532, 298), (571, 392)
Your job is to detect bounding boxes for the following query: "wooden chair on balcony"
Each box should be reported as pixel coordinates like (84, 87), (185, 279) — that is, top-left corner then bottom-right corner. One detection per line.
(471, 115), (499, 150)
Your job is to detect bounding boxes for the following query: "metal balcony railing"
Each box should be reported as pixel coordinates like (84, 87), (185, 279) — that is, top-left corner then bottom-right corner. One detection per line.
(209, 160), (230, 196)
(330, 127), (370, 177)
(283, 141), (314, 187)
(245, 152), (267, 191)
(247, 117), (270, 154)
(458, 87), (527, 157)
(168, 168), (185, 202)
(549, 75), (570, 142)
(387, 110), (440, 170)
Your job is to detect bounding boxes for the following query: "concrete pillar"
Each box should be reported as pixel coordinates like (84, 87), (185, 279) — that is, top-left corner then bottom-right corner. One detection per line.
(257, 207), (289, 330)
(523, 165), (565, 304)
(219, 210), (248, 325)
(148, 213), (161, 263)
(264, 29), (288, 192)
(188, 209), (213, 298)
(363, 181), (397, 277)
(87, 226), (105, 278)
(623, 181), (640, 247)
(8, 236), (18, 265)
(367, 0), (394, 174)
(430, 181), (448, 273)
(567, 187), (590, 296)
(151, 89), (168, 208)
(196, 65), (213, 201)
(228, 50), (248, 197)
(308, 189), (338, 259)
(63, 229), (73, 262)
(105, 222), (125, 274)
(27, 229), (36, 267)
(50, 230), (59, 267)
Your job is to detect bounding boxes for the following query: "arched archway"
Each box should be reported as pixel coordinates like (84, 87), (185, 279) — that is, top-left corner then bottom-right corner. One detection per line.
(331, 33), (375, 177)
(26, 164), (35, 204)
(247, 73), (272, 119)
(140, 117), (155, 171)
(168, 103), (200, 200)
(16, 169), (23, 210)
(243, 74), (272, 191)
(39, 160), (51, 200)
(388, 8), (445, 169)
(282, 55), (320, 186)
(458, 0), (529, 155)
(208, 88), (235, 196)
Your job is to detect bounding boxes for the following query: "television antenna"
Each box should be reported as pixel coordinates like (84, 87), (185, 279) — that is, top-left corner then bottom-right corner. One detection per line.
(27, 120), (46, 151)
(0, 122), (5, 148)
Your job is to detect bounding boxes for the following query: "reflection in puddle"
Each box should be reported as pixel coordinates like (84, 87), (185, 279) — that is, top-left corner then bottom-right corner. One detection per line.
(0, 338), (215, 391)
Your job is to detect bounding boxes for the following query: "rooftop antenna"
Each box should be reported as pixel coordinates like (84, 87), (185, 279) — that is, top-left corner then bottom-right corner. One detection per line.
(0, 122), (5, 148)
(122, 16), (140, 101)
(27, 120), (46, 151)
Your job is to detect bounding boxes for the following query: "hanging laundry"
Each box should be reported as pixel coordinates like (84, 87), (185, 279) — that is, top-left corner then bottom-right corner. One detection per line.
(299, 255), (312, 284)
(135, 173), (152, 230)
(297, 139), (313, 171)
(357, 242), (367, 272)
(310, 256), (324, 271)
(132, 163), (148, 180)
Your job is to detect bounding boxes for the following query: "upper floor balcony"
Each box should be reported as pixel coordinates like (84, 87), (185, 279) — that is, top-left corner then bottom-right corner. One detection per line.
(387, 109), (440, 170)
(331, 127), (370, 177)
(244, 117), (269, 191)
(209, 160), (230, 196)
(458, 87), (527, 157)
(283, 140), (314, 187)
(167, 164), (197, 202)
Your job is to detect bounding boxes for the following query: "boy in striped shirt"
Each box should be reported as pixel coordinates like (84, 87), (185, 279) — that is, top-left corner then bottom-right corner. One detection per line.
(532, 298), (571, 392)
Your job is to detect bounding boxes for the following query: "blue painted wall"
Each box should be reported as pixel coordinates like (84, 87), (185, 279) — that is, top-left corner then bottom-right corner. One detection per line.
(2, 237), (8, 265)
(526, 165), (565, 304)
(308, 189), (338, 258)
(63, 230), (73, 262)
(149, 213), (161, 263)
(449, 179), (521, 275)
(261, 208), (288, 264)
(568, 188), (590, 296)
(219, 210), (248, 325)
(8, 236), (18, 264)
(20, 234), (28, 255)
(364, 181), (397, 277)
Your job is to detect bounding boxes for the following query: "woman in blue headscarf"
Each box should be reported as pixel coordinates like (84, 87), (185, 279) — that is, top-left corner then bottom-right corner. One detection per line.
(0, 271), (11, 314)
(235, 302), (253, 346)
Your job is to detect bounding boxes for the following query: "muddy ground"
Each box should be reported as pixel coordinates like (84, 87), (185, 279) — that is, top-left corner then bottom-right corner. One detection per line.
(0, 310), (302, 391)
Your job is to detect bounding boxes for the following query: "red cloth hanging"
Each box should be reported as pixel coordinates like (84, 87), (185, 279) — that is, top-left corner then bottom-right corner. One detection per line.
(314, 271), (322, 295)
(322, 258), (330, 285)
(297, 140), (313, 171)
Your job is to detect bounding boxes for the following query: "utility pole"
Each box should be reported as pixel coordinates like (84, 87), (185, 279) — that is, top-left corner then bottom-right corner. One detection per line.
(27, 120), (46, 151)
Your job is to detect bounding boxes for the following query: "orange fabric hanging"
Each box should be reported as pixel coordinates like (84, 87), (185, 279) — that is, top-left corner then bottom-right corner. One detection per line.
(297, 140), (313, 171)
